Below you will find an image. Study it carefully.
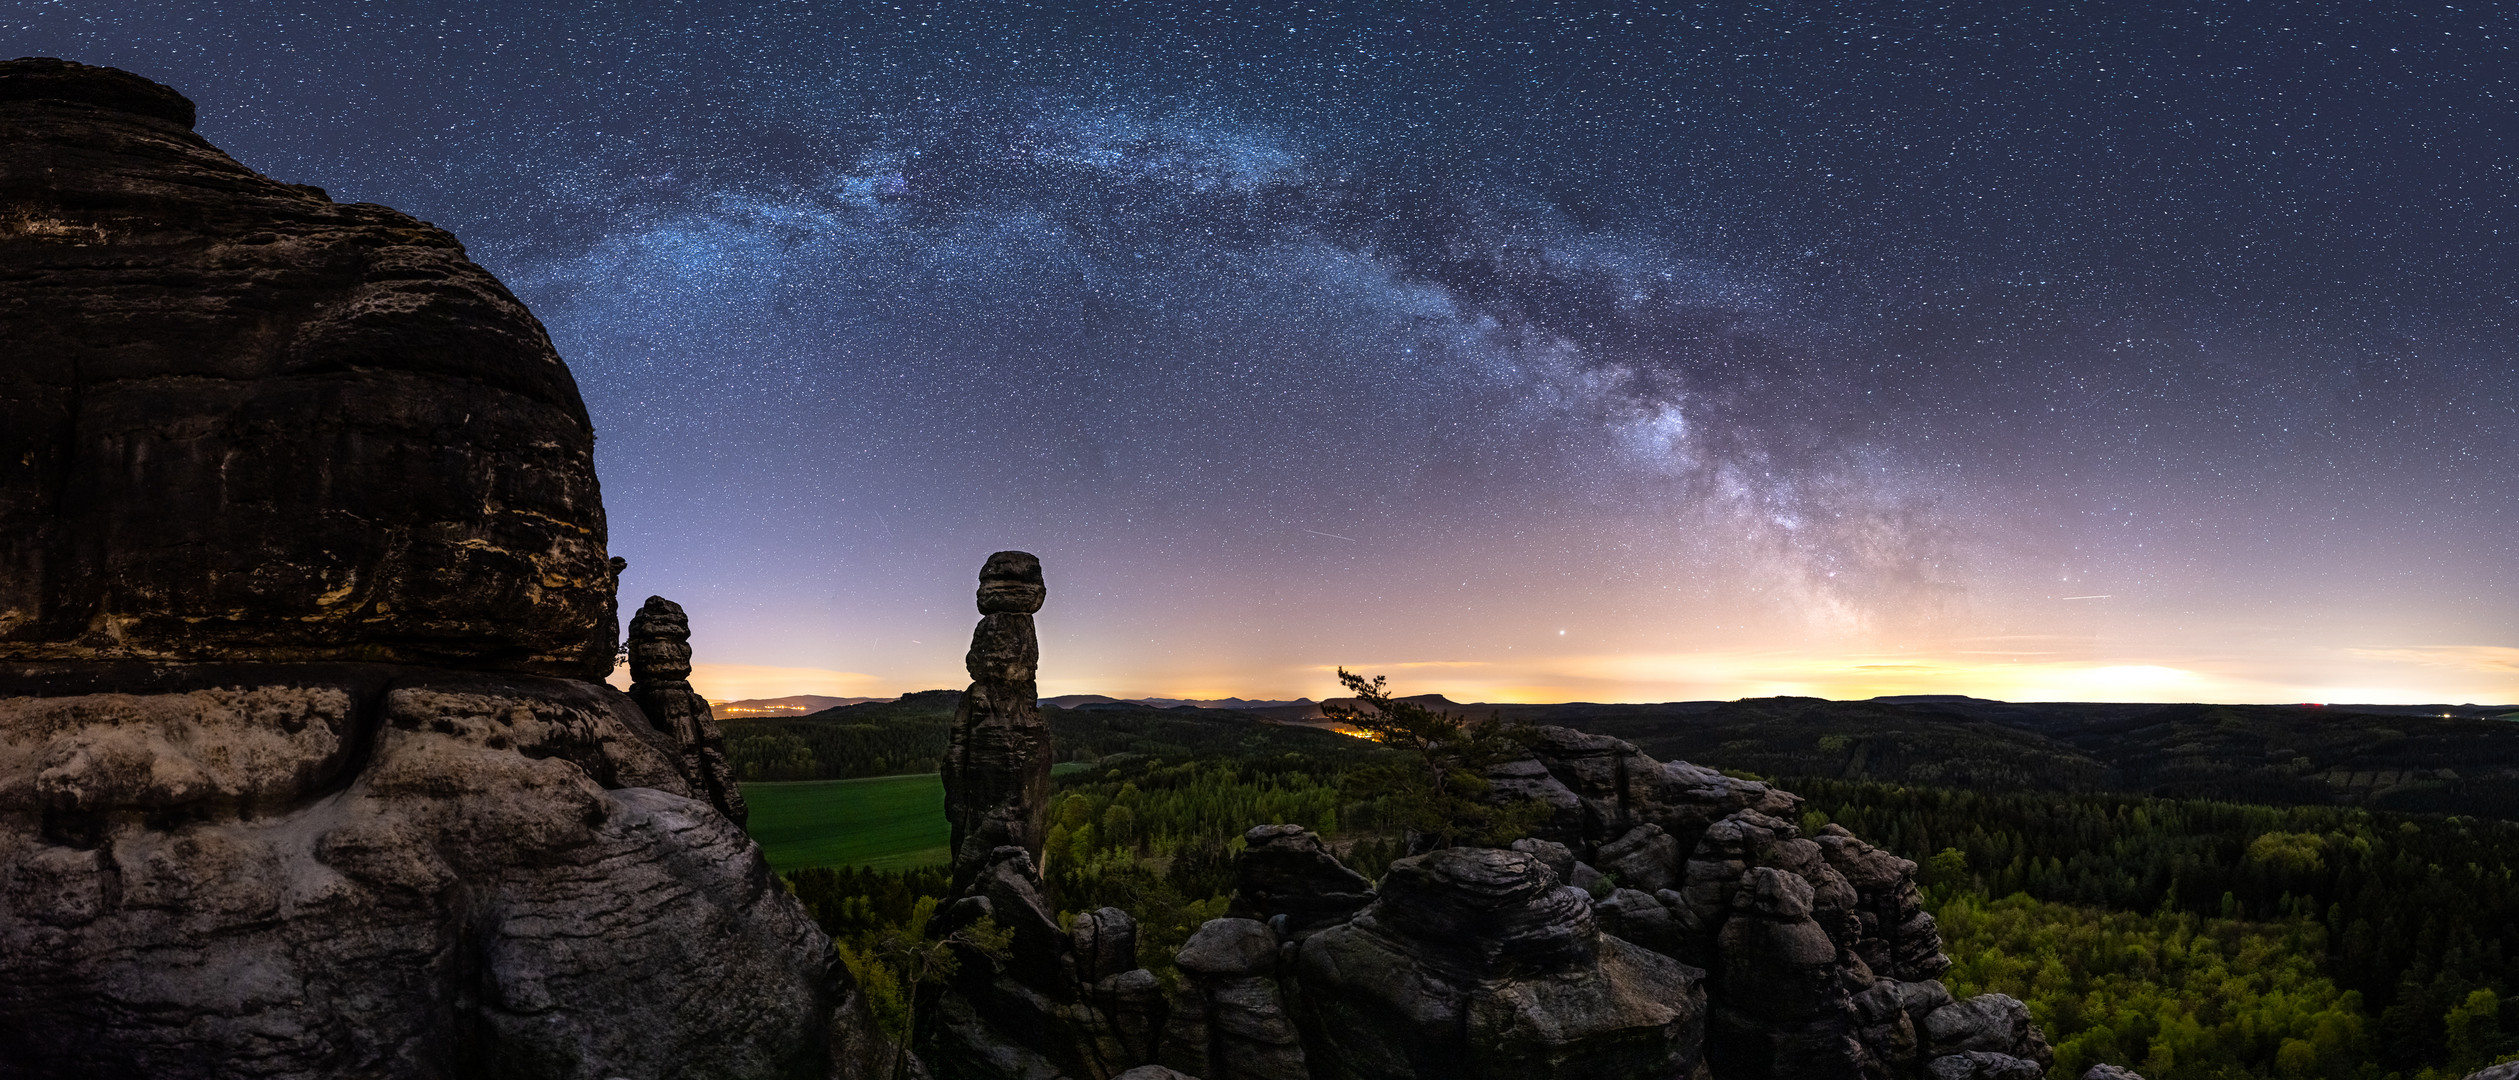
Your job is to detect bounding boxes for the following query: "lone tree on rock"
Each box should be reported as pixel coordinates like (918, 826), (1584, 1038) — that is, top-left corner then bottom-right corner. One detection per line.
(1323, 668), (1544, 849)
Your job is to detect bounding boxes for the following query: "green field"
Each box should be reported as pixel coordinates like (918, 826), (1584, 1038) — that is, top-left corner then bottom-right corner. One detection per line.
(742, 774), (950, 872)
(742, 764), (1092, 872)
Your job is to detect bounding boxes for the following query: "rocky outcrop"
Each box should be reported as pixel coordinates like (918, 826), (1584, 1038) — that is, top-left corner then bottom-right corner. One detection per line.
(1468, 727), (2037, 1080)
(1812, 824), (1952, 982)
(2080, 1066), (2147, 1080)
(0, 57), (619, 679)
(923, 555), (1168, 1080)
(943, 551), (1054, 889)
(1289, 845), (1707, 1080)
(0, 59), (887, 1079)
(1226, 823), (1374, 935)
(625, 595), (746, 824)
(921, 844), (1164, 1080)
(1490, 725), (1802, 862)
(1160, 917), (1308, 1080)
(0, 661), (887, 1078)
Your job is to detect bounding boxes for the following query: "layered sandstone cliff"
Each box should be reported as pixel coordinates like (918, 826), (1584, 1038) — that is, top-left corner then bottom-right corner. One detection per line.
(0, 58), (884, 1080)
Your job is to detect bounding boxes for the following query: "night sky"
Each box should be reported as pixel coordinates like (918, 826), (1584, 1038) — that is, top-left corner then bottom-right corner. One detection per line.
(20, 2), (2518, 704)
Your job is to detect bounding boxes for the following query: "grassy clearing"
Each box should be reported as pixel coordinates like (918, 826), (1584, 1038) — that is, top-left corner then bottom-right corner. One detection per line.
(743, 774), (949, 872)
(742, 763), (1094, 872)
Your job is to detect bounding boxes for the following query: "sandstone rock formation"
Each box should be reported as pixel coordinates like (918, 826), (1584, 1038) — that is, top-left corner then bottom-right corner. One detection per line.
(921, 843), (1167, 1080)
(1160, 917), (1308, 1080)
(625, 595), (747, 824)
(0, 58), (885, 1080)
(0, 57), (619, 678)
(1468, 727), (2043, 1080)
(922, 554), (1170, 1080)
(943, 550), (1054, 888)
(1289, 844), (1708, 1080)
(1226, 823), (1375, 935)
(1489, 725), (1803, 861)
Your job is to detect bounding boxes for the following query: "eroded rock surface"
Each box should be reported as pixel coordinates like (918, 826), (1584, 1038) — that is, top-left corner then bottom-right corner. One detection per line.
(1289, 845), (1707, 1080)
(943, 551), (1054, 888)
(1463, 725), (2027, 1080)
(1492, 725), (1803, 862)
(626, 595), (746, 824)
(1160, 918), (1307, 1080)
(0, 58), (886, 1080)
(923, 555), (1164, 1080)
(1226, 824), (1374, 936)
(0, 665), (882, 1079)
(0, 57), (618, 678)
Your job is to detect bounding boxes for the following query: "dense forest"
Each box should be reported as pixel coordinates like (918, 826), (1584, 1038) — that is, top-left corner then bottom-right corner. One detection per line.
(1785, 778), (2519, 1076)
(1496, 697), (2519, 819)
(769, 700), (2519, 1077)
(723, 695), (1344, 782)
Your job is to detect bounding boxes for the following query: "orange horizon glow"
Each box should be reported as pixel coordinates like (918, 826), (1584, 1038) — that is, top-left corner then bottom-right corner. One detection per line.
(660, 645), (2519, 708)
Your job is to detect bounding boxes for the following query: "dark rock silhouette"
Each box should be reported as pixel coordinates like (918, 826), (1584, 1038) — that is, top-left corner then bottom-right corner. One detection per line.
(923, 555), (1164, 1080)
(1472, 727), (2044, 1080)
(625, 595), (747, 823)
(1492, 725), (1803, 861)
(944, 550), (1054, 889)
(1289, 845), (1708, 1080)
(0, 58), (887, 1080)
(1226, 823), (1375, 935)
(0, 56), (619, 679)
(1160, 917), (1308, 1080)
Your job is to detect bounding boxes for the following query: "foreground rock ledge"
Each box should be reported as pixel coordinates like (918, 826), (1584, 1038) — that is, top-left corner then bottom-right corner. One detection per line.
(0, 662), (886, 1078)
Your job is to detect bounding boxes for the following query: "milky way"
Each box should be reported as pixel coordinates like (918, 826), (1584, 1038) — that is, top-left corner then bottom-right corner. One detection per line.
(24, 2), (2519, 702)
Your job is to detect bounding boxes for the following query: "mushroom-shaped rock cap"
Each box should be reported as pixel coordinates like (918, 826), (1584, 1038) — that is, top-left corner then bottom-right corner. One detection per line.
(0, 57), (194, 127)
(977, 550), (1046, 613)
(626, 596), (695, 682)
(1175, 917), (1280, 977)
(0, 61), (619, 677)
(1368, 845), (1597, 975)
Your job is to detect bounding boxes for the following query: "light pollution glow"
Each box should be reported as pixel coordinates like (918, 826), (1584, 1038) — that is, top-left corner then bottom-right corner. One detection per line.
(653, 642), (2519, 710)
(50, 5), (2513, 710)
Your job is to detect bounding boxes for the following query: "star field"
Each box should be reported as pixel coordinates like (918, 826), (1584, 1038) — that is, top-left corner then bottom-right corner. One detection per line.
(18, 2), (2518, 702)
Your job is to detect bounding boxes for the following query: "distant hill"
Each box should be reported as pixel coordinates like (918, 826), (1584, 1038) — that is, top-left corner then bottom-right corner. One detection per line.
(722, 687), (2519, 818)
(721, 692), (1372, 781)
(1040, 694), (1318, 710)
(711, 694), (883, 718)
(1480, 696), (2519, 820)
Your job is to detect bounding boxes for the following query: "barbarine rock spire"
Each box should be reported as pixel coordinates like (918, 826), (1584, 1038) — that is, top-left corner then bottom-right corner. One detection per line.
(625, 595), (747, 825)
(941, 550), (1053, 887)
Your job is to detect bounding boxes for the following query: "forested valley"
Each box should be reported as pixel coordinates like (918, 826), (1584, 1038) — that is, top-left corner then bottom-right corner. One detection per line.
(763, 698), (2519, 1079)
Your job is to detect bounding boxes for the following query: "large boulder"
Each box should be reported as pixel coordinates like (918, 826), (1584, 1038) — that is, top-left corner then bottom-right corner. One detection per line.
(0, 57), (618, 678)
(1288, 846), (1705, 1080)
(1159, 918), (1307, 1080)
(1923, 993), (2053, 1068)
(1706, 867), (1869, 1080)
(1227, 824), (1374, 935)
